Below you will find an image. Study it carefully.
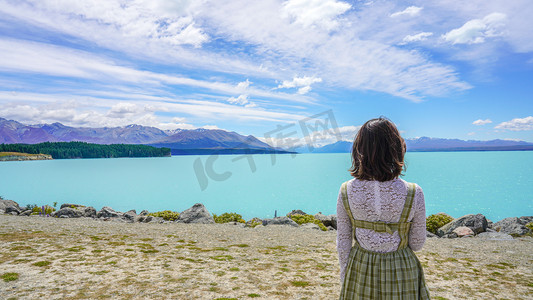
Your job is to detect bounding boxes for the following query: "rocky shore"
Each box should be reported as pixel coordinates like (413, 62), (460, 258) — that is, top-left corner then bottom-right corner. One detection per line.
(0, 153), (52, 161)
(1, 198), (531, 239)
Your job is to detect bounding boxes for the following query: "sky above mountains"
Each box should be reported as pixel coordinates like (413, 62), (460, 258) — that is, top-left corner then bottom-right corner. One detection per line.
(0, 0), (532, 145)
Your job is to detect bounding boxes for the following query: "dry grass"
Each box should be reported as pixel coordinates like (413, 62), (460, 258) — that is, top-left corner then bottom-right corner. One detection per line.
(0, 215), (532, 299)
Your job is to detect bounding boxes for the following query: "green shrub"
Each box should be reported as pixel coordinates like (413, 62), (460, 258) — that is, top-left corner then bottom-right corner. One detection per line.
(426, 213), (454, 234)
(213, 212), (245, 224)
(30, 205), (55, 215)
(2, 272), (19, 282)
(289, 214), (327, 231)
(148, 210), (180, 221)
(526, 222), (533, 231)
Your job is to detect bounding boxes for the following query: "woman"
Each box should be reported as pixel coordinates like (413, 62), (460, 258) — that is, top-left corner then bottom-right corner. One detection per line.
(337, 117), (430, 299)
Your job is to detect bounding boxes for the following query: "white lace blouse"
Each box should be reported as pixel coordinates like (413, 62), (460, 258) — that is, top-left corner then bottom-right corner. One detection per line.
(336, 178), (427, 281)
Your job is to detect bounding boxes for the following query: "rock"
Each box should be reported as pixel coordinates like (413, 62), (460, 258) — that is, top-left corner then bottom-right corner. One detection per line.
(148, 216), (163, 223)
(96, 206), (121, 218)
(493, 217), (532, 236)
(426, 231), (437, 238)
(5, 205), (21, 215)
(245, 217), (263, 227)
(122, 210), (137, 222)
(436, 214), (488, 237)
(443, 232), (458, 238)
(83, 207), (96, 218)
(60, 215), (69, 218)
(20, 210), (31, 216)
(314, 213), (337, 229)
(139, 210), (149, 216)
(453, 226), (475, 237)
(60, 203), (85, 209)
(52, 207), (84, 218)
(262, 216), (298, 227)
(0, 199), (21, 212)
(487, 219), (493, 229)
(286, 209), (307, 217)
(327, 226), (336, 231)
(476, 232), (514, 240)
(176, 203), (215, 224)
(0, 209), (4, 214)
(300, 223), (321, 230)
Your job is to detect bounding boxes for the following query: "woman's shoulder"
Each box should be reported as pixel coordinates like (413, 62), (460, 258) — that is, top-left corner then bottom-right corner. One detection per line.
(397, 178), (423, 194)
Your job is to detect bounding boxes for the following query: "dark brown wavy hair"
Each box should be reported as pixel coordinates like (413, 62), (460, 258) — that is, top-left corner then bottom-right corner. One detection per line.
(349, 117), (406, 182)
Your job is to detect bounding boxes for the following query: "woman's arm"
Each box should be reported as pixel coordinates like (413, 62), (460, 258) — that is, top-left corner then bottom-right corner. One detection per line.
(408, 184), (426, 251)
(336, 184), (353, 282)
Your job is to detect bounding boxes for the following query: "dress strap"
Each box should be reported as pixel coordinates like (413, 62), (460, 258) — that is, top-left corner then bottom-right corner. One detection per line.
(397, 182), (416, 249)
(399, 183), (416, 223)
(340, 181), (359, 246)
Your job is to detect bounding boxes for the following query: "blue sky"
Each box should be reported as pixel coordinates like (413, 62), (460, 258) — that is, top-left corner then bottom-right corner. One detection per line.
(0, 0), (532, 145)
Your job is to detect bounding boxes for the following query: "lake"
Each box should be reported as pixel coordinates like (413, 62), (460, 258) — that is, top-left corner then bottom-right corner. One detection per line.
(0, 151), (532, 221)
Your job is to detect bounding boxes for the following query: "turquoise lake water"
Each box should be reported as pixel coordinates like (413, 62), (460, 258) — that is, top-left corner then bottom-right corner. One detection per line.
(0, 152), (532, 221)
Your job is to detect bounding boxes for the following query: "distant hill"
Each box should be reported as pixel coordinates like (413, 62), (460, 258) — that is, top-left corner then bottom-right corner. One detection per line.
(0, 117), (291, 155)
(296, 137), (533, 153)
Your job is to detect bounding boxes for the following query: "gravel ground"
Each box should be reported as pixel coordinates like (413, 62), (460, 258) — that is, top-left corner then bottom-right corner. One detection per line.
(0, 215), (532, 299)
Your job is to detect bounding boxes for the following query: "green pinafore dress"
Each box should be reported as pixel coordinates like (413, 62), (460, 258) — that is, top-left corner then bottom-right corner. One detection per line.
(339, 181), (430, 300)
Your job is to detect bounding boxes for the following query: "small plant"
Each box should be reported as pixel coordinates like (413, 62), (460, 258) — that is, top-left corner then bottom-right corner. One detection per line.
(426, 213), (454, 234)
(526, 222), (533, 231)
(2, 272), (19, 282)
(53, 201), (57, 208)
(248, 294), (261, 298)
(290, 280), (310, 287)
(148, 210), (180, 221)
(30, 205), (55, 216)
(33, 260), (51, 267)
(289, 214), (327, 231)
(213, 212), (245, 224)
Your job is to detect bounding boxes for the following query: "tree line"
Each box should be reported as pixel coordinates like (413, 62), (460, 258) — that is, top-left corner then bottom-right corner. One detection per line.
(0, 142), (171, 159)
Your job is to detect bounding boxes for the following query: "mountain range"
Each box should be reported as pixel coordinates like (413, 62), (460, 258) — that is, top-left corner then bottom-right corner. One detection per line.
(0, 117), (287, 155)
(294, 138), (533, 153)
(1, 117), (532, 153)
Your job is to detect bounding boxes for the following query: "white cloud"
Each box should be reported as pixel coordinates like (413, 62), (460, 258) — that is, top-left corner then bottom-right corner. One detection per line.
(278, 76), (323, 94)
(467, 132), (476, 136)
(390, 6), (423, 18)
(236, 79), (252, 90)
(401, 32), (433, 44)
(227, 94), (249, 105)
(472, 119), (492, 125)
(442, 12), (507, 45)
(0, 38), (313, 104)
(282, 0), (351, 31)
(494, 116), (533, 131)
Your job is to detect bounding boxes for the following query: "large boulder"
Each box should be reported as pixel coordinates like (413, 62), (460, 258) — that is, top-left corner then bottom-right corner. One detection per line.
(83, 206), (97, 218)
(315, 213), (337, 229)
(0, 199), (21, 214)
(60, 203), (85, 209)
(436, 214), (488, 237)
(122, 210), (137, 222)
(52, 207), (84, 218)
(262, 216), (298, 227)
(5, 205), (21, 215)
(453, 226), (474, 237)
(177, 203), (215, 224)
(286, 209), (307, 217)
(96, 206), (122, 218)
(493, 216), (533, 236)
